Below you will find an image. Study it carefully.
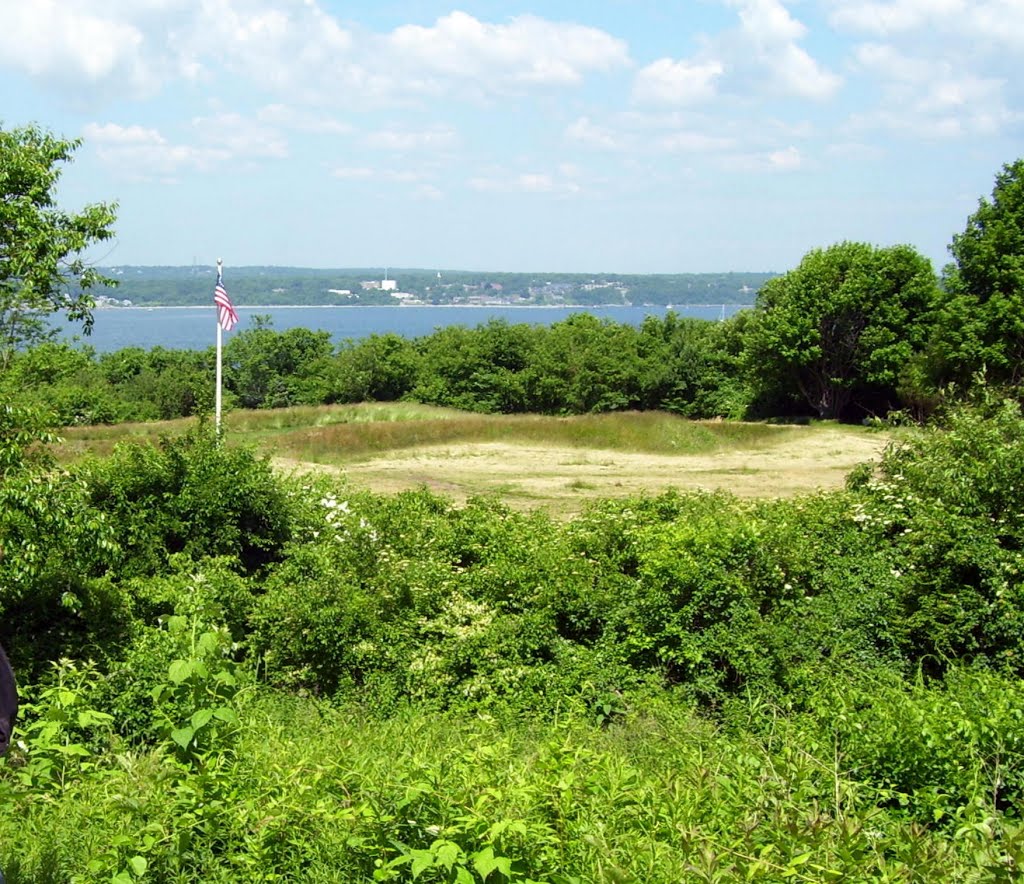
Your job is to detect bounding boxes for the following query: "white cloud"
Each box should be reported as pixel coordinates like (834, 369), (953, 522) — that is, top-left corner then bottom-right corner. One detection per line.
(85, 112), (289, 179)
(387, 11), (629, 92)
(331, 166), (374, 180)
(179, 0), (354, 96)
(83, 122), (227, 178)
(633, 58), (724, 105)
(470, 168), (582, 195)
(829, 0), (1024, 47)
(850, 42), (1015, 136)
(0, 0), (154, 97)
(768, 145), (803, 170)
(655, 132), (736, 153)
(565, 117), (624, 151)
(3, 3), (628, 110)
(829, 0), (964, 34)
(638, 0), (841, 107)
(192, 112), (289, 159)
(363, 126), (459, 152)
(724, 0), (843, 99)
(257, 104), (352, 135)
(722, 144), (804, 172)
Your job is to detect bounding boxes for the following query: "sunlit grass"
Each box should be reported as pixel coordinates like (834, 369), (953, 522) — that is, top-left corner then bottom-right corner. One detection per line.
(55, 403), (857, 468)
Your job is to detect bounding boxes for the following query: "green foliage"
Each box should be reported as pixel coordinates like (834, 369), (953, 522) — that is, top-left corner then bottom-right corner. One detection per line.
(81, 422), (294, 576)
(8, 659), (114, 793)
(332, 332), (421, 403)
(851, 399), (1024, 671)
(0, 407), (127, 676)
(224, 319), (334, 408)
(933, 158), (1024, 388)
(745, 241), (938, 419)
(0, 123), (117, 372)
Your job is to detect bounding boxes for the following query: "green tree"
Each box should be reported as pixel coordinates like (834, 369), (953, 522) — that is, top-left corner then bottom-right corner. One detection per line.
(745, 241), (938, 419)
(224, 319), (334, 409)
(0, 124), (118, 371)
(931, 158), (1024, 388)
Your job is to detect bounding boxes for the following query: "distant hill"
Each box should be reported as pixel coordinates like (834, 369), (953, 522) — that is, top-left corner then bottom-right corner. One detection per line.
(98, 266), (774, 308)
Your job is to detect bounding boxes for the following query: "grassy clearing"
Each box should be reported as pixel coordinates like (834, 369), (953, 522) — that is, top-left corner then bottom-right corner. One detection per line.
(56, 404), (889, 514)
(59, 404), (797, 461)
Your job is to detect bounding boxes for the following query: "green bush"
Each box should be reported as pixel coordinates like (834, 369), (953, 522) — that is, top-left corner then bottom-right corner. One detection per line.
(81, 423), (295, 576)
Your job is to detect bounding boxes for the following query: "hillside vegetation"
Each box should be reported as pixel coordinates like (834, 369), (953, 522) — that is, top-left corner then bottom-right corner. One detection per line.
(2, 401), (1024, 880)
(4, 126), (1024, 881)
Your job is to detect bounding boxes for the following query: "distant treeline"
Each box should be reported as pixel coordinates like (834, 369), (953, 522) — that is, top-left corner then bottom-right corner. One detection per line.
(100, 266), (775, 307)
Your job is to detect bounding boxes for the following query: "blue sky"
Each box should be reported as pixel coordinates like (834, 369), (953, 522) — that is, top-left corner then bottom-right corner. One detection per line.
(2, 0), (1021, 273)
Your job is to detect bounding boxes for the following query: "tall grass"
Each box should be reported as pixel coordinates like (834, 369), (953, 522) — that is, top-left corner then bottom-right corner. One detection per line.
(57, 405), (807, 465)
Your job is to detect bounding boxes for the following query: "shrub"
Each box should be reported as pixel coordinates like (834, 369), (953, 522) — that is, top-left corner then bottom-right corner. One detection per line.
(81, 422), (295, 576)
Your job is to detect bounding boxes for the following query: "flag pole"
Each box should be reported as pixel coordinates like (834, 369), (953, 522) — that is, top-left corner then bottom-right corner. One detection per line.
(215, 257), (224, 434)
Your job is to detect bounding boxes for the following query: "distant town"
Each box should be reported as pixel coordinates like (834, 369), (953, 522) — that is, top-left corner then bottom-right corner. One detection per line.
(94, 266), (773, 309)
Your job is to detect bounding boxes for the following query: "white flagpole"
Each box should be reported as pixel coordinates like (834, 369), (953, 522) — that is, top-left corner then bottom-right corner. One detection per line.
(215, 257), (224, 434)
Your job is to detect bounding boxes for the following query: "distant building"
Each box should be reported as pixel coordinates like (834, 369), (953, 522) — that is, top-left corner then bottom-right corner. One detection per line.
(381, 278), (398, 291)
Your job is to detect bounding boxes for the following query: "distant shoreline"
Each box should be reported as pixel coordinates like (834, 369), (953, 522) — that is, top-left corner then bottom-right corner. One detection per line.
(100, 302), (753, 310)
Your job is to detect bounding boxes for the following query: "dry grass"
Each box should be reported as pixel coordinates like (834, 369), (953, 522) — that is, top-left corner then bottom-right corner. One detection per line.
(57, 404), (890, 517)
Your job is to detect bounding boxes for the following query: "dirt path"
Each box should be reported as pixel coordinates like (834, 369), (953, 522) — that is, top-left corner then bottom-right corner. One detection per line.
(274, 425), (888, 515)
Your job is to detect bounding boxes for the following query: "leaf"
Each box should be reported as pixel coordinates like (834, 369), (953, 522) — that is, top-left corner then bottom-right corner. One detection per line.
(433, 840), (461, 870)
(410, 849), (433, 879)
(129, 856), (148, 877)
(474, 847), (499, 880)
(171, 726), (194, 750)
(168, 659), (193, 685)
(191, 708), (214, 730)
(213, 706), (239, 724)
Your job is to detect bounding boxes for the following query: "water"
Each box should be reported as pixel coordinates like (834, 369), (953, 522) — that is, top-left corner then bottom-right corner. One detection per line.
(55, 304), (750, 353)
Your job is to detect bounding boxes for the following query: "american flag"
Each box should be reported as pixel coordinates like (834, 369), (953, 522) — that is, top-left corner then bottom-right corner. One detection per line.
(214, 270), (239, 332)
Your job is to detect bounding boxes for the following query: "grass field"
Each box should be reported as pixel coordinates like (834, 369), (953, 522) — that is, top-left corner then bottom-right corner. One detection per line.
(58, 404), (891, 515)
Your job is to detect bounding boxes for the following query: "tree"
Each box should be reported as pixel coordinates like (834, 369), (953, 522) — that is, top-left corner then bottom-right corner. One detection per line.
(0, 123), (118, 371)
(744, 242), (938, 420)
(931, 158), (1024, 388)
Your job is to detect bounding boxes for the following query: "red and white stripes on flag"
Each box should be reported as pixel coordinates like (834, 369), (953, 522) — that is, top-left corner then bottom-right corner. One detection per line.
(214, 271), (239, 332)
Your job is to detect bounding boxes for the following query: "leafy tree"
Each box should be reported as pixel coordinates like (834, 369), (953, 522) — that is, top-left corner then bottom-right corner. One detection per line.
(332, 332), (421, 403)
(931, 158), (1024, 387)
(0, 123), (118, 371)
(526, 313), (643, 413)
(745, 241), (938, 419)
(224, 318), (334, 409)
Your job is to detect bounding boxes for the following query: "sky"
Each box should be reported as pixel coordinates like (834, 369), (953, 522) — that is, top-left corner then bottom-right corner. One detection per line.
(2, 0), (1022, 274)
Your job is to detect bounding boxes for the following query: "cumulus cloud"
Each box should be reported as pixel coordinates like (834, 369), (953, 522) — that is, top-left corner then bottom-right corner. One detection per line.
(387, 11), (629, 93)
(0, 0), (154, 97)
(828, 0), (1024, 47)
(633, 58), (724, 105)
(849, 42), (1015, 136)
(637, 0), (841, 108)
(85, 112), (289, 179)
(83, 123), (227, 178)
(726, 0), (843, 99)
(2, 2), (628, 109)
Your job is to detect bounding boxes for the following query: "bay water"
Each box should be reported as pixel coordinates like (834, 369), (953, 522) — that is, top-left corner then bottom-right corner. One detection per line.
(56, 303), (750, 353)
